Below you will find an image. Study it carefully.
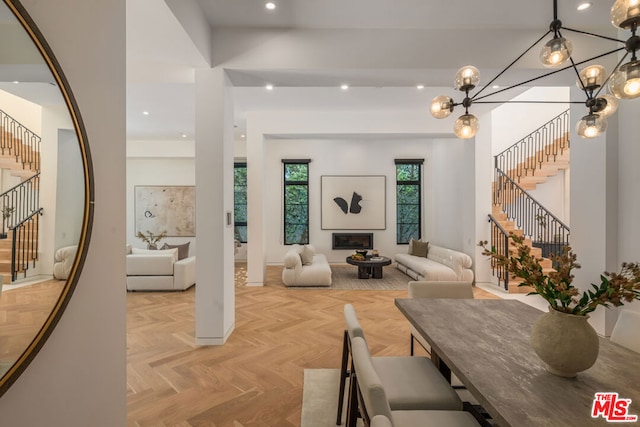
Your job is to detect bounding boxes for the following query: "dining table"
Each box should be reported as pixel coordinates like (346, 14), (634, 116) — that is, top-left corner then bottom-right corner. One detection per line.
(394, 298), (640, 427)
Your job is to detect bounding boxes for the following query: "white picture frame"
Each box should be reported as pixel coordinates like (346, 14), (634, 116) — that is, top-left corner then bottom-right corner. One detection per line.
(321, 175), (386, 230)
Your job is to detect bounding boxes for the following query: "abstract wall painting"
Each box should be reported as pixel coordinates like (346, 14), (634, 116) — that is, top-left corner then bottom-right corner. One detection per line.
(321, 175), (386, 230)
(135, 186), (196, 237)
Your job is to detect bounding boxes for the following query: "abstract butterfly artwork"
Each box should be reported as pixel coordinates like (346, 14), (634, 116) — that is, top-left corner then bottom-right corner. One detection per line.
(321, 175), (386, 230)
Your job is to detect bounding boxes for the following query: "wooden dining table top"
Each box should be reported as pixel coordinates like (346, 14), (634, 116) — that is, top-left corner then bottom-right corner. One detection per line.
(394, 298), (640, 427)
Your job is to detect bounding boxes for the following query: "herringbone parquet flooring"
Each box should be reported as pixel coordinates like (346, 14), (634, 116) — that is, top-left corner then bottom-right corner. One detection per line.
(127, 264), (499, 427)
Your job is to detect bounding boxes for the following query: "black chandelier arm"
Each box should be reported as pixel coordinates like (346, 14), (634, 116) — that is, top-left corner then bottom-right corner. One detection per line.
(473, 46), (626, 102)
(561, 26), (626, 44)
(472, 100), (584, 104)
(472, 30), (552, 100)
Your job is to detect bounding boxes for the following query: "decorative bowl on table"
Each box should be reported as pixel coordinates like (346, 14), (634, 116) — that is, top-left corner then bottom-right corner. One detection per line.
(355, 250), (368, 257)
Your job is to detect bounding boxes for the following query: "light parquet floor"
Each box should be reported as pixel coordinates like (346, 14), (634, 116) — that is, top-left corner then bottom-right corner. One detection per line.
(126, 264), (499, 427)
(0, 279), (64, 363)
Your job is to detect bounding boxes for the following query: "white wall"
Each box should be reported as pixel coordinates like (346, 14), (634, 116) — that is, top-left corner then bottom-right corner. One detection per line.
(0, 88), (41, 134)
(126, 155), (197, 254)
(0, 1), (127, 426)
(491, 87), (570, 155)
(262, 137), (468, 264)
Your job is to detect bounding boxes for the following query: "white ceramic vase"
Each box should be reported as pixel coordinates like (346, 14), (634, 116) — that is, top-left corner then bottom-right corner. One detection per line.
(530, 306), (599, 378)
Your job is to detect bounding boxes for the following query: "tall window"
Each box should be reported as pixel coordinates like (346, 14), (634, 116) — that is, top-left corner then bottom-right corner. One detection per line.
(396, 159), (423, 244)
(234, 162), (247, 243)
(283, 159), (310, 245)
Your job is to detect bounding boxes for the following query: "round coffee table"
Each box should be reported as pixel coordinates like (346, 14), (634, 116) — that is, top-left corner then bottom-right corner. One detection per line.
(346, 256), (392, 279)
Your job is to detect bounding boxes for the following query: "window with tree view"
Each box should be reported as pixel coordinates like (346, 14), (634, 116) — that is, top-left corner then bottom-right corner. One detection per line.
(234, 162), (247, 243)
(396, 159), (423, 244)
(283, 160), (309, 245)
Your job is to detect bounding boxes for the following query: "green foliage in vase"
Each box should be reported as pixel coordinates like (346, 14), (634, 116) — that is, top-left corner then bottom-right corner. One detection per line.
(480, 233), (640, 316)
(136, 230), (167, 245)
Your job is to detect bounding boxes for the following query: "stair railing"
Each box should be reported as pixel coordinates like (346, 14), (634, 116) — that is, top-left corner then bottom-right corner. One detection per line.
(493, 168), (570, 257)
(0, 173), (41, 281)
(11, 208), (43, 281)
(487, 214), (510, 291)
(495, 109), (569, 184)
(0, 109), (41, 172)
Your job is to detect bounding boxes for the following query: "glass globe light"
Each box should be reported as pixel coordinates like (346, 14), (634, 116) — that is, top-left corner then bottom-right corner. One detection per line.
(608, 59), (640, 99)
(611, 0), (640, 29)
(540, 37), (573, 67)
(576, 65), (606, 91)
(576, 113), (607, 138)
(455, 66), (480, 91)
(430, 96), (454, 119)
(596, 94), (619, 117)
(453, 114), (479, 139)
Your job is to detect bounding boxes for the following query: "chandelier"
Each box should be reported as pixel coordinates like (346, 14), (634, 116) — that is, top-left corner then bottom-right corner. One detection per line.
(430, 0), (640, 139)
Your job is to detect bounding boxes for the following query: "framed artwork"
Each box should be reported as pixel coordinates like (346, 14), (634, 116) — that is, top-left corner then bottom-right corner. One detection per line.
(321, 175), (386, 230)
(135, 186), (196, 236)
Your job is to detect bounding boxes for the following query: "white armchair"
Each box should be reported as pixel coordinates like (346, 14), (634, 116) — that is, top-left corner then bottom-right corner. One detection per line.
(53, 245), (78, 280)
(126, 247), (196, 291)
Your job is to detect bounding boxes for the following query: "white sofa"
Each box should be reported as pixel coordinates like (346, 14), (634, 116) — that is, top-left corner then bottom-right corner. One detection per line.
(282, 244), (332, 287)
(126, 247), (196, 291)
(395, 243), (474, 282)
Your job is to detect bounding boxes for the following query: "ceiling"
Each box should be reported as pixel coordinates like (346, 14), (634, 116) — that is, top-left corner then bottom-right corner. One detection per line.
(126, 0), (620, 141)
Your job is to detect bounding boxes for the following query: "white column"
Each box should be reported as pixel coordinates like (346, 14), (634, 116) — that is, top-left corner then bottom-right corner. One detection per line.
(246, 113), (266, 286)
(194, 67), (235, 344)
(569, 88), (619, 335)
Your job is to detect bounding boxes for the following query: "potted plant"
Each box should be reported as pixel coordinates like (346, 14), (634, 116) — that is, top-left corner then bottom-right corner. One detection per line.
(0, 206), (15, 239)
(479, 233), (640, 377)
(136, 230), (167, 250)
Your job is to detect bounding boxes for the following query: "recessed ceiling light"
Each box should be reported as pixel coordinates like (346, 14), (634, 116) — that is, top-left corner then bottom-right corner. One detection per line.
(180, 133), (187, 138)
(12, 81), (19, 84)
(142, 111), (150, 116)
(241, 134), (246, 139)
(265, 84), (274, 90)
(265, 2), (276, 10)
(492, 84), (500, 89)
(577, 2), (591, 11)
(340, 84), (349, 90)
(416, 84), (425, 90)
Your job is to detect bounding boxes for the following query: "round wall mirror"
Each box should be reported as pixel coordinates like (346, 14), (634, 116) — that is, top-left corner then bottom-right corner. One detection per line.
(0, 0), (93, 396)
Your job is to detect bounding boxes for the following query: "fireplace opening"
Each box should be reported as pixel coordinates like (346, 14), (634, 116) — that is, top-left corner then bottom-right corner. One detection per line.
(332, 233), (374, 250)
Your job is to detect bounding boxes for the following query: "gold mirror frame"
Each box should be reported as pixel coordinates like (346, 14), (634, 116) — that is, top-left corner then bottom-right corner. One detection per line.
(0, 0), (94, 397)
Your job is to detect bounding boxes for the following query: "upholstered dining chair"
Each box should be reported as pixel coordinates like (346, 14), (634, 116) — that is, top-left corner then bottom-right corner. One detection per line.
(337, 304), (463, 426)
(408, 281), (474, 356)
(350, 336), (481, 427)
(610, 310), (640, 353)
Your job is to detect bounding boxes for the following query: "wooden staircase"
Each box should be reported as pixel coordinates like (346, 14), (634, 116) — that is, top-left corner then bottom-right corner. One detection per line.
(491, 130), (570, 293)
(0, 121), (42, 284)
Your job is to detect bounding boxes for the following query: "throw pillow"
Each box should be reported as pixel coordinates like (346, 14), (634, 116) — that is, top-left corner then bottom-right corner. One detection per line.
(410, 239), (429, 258)
(408, 238), (421, 254)
(300, 244), (315, 265)
(161, 242), (191, 260)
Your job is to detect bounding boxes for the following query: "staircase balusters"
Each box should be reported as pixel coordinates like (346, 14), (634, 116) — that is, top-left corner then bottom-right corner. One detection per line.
(0, 109), (41, 172)
(487, 215), (510, 291)
(495, 110), (569, 183)
(1, 173), (41, 281)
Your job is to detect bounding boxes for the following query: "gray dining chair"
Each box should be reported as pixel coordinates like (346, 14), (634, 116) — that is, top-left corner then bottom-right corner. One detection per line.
(610, 310), (640, 353)
(408, 281), (474, 356)
(351, 336), (481, 427)
(338, 304), (463, 426)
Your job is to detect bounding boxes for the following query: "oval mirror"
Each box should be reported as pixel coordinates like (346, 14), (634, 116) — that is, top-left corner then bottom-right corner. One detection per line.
(0, 0), (93, 396)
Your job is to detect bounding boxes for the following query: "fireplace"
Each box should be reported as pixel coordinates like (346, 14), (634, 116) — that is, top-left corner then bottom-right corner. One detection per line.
(332, 233), (374, 250)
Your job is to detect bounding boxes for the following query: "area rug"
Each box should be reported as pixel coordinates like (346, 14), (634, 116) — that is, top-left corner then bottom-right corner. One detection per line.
(293, 265), (409, 290)
(301, 369), (354, 427)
